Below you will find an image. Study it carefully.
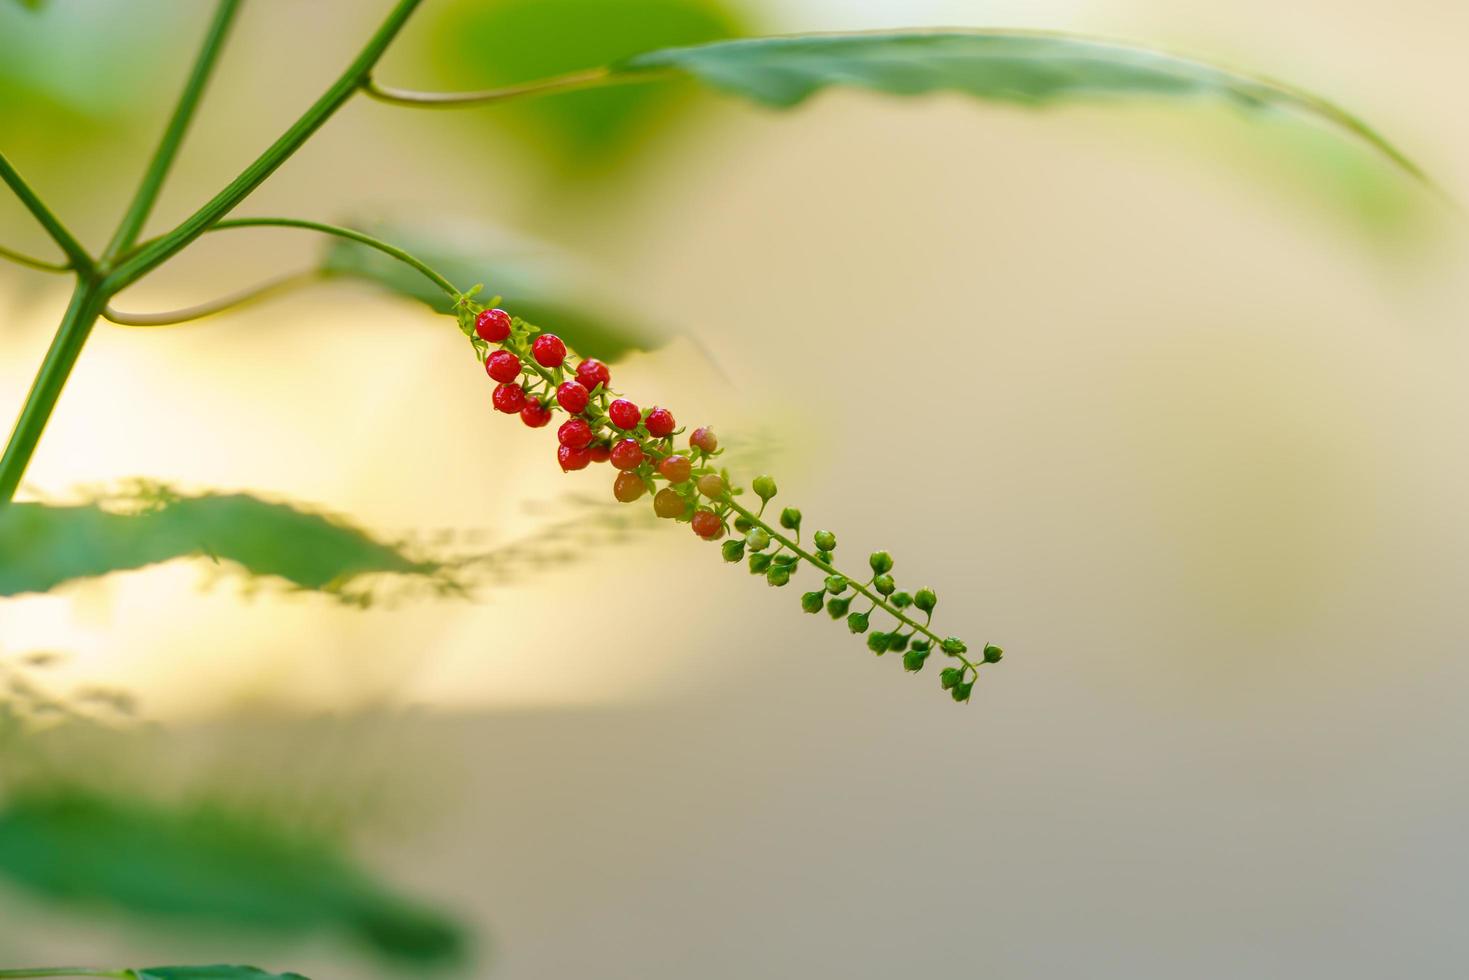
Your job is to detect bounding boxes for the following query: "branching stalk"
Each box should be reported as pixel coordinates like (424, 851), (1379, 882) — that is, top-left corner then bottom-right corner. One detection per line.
(0, 150), (93, 274)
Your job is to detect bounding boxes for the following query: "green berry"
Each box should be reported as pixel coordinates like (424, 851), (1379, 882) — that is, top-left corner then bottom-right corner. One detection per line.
(941, 637), (968, 656)
(801, 590), (825, 614)
(826, 596), (852, 619)
(824, 575), (848, 595)
(721, 539), (745, 562)
(890, 591), (913, 609)
(779, 507), (801, 531)
(886, 633), (910, 653)
(910, 639), (932, 653)
(869, 551), (894, 575)
(746, 528), (772, 551)
(816, 549), (833, 563)
(749, 552), (773, 574)
(866, 631), (891, 654)
(903, 647), (930, 672)
(752, 475), (778, 502)
(873, 574), (895, 595)
(951, 681), (974, 703)
(767, 564), (792, 587)
(846, 611), (870, 634)
(939, 667), (963, 691)
(813, 530), (836, 551)
(773, 553), (798, 567)
(914, 588), (937, 613)
(983, 643), (1004, 664)
(733, 515), (755, 533)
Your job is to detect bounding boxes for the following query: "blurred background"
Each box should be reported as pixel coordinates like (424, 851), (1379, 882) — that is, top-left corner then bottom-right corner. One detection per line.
(2, 0), (1468, 976)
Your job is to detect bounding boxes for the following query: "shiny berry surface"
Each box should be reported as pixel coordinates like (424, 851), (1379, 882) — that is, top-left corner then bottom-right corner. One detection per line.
(492, 382), (526, 414)
(520, 401), (551, 428)
(610, 438), (645, 471)
(690, 426), (718, 453)
(658, 454), (692, 484)
(475, 308), (512, 342)
(557, 445), (590, 471)
(532, 333), (567, 368)
(587, 442), (612, 463)
(557, 418), (593, 450)
(575, 359), (611, 393)
(608, 399), (641, 430)
(485, 350), (521, 383)
(555, 381), (590, 415)
(691, 509), (724, 539)
(613, 470), (646, 503)
(653, 488), (685, 518)
(697, 474), (726, 498)
(645, 407), (675, 438)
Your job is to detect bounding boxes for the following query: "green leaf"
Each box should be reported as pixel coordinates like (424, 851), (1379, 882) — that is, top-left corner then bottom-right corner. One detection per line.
(136, 968), (311, 980)
(0, 790), (464, 964)
(321, 219), (659, 361)
(423, 0), (747, 172)
(614, 30), (1430, 188)
(0, 483), (436, 598)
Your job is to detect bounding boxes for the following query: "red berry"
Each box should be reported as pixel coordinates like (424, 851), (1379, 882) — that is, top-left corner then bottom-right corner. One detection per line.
(558, 418), (593, 450)
(658, 454), (692, 484)
(475, 308), (512, 342)
(576, 359), (611, 394)
(532, 333), (567, 368)
(653, 488), (685, 519)
(558, 445), (591, 471)
(608, 399), (641, 430)
(520, 400), (551, 428)
(587, 441), (612, 463)
(690, 426), (718, 453)
(485, 350), (521, 383)
(691, 509), (724, 540)
(613, 470), (646, 503)
(645, 407), (675, 438)
(492, 382), (526, 414)
(556, 381), (590, 415)
(610, 438), (644, 471)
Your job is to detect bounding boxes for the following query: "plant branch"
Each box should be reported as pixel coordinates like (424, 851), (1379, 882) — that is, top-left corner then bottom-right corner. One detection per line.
(0, 970), (131, 979)
(102, 0), (427, 294)
(205, 217), (461, 298)
(103, 267), (323, 326)
(360, 66), (639, 107)
(0, 242), (71, 274)
(102, 0), (244, 260)
(0, 150), (93, 274)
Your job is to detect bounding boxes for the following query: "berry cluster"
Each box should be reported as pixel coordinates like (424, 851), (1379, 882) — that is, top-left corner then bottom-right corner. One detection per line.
(460, 301), (1002, 702)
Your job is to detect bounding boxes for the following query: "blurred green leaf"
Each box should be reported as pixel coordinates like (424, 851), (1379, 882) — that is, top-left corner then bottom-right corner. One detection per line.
(614, 30), (1430, 188)
(322, 219), (660, 360)
(0, 790), (465, 964)
(0, 483), (437, 598)
(136, 968), (310, 980)
(424, 0), (746, 172)
(9, 0), (45, 10)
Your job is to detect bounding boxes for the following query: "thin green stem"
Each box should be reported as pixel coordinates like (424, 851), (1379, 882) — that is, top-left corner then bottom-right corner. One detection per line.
(102, 0), (243, 260)
(204, 217), (460, 298)
(103, 267), (323, 326)
(0, 242), (70, 274)
(103, 0), (427, 294)
(727, 499), (981, 675)
(0, 970), (131, 979)
(361, 66), (643, 107)
(0, 150), (93, 274)
(0, 279), (106, 504)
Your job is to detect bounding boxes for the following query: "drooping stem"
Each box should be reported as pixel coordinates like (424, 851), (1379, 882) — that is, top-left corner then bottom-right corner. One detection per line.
(103, 268), (323, 326)
(0, 280), (107, 503)
(360, 66), (641, 107)
(103, 0), (428, 295)
(0, 242), (71, 274)
(102, 0), (244, 260)
(0, 150), (93, 274)
(0, 969), (131, 979)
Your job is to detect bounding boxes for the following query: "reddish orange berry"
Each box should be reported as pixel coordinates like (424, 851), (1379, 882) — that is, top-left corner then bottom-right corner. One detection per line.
(691, 509), (724, 539)
(690, 426), (717, 453)
(492, 383), (526, 414)
(475, 308), (512, 342)
(653, 488), (685, 519)
(613, 470), (646, 503)
(610, 438), (645, 471)
(532, 333), (567, 368)
(658, 454), (692, 483)
(645, 407), (675, 438)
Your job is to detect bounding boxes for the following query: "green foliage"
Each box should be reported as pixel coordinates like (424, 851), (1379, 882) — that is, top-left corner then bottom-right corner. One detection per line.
(321, 220), (657, 360)
(424, 0), (746, 172)
(615, 30), (1428, 185)
(0, 790), (464, 964)
(0, 483), (436, 598)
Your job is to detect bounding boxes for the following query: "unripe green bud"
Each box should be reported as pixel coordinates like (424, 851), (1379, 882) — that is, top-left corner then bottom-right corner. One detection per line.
(772, 553), (799, 567)
(813, 530), (836, 551)
(779, 507), (802, 531)
(721, 539), (745, 562)
(746, 528), (772, 551)
(824, 575), (848, 595)
(826, 596), (852, 619)
(951, 681), (974, 703)
(886, 632), (910, 653)
(733, 515), (755, 533)
(816, 549), (833, 563)
(903, 647), (930, 672)
(749, 552), (773, 574)
(873, 574), (895, 595)
(846, 611), (870, 634)
(939, 667), (962, 690)
(767, 564), (792, 587)
(801, 590), (825, 614)
(983, 643), (1004, 664)
(941, 637), (967, 656)
(752, 475), (778, 502)
(890, 591), (913, 609)
(866, 632), (889, 654)
(914, 588), (937, 613)
(869, 551), (894, 575)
